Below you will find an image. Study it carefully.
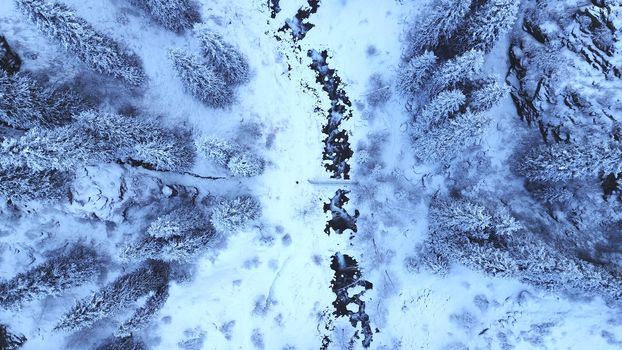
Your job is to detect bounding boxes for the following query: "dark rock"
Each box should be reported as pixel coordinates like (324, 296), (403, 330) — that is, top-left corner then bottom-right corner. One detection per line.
(0, 36), (21, 75)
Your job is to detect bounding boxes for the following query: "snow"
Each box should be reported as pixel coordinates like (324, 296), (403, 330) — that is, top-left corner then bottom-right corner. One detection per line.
(1, 0), (622, 349)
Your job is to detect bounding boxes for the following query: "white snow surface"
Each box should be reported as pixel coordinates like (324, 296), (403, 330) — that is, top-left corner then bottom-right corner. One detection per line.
(1, 0), (622, 349)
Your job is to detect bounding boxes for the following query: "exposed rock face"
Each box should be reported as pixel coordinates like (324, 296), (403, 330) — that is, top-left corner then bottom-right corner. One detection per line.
(507, 0), (622, 143)
(0, 36), (21, 75)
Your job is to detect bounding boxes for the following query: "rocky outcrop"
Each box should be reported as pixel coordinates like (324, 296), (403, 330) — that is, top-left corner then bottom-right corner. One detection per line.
(0, 36), (21, 75)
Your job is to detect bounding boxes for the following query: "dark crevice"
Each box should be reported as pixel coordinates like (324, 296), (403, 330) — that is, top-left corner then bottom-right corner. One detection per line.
(323, 189), (359, 236)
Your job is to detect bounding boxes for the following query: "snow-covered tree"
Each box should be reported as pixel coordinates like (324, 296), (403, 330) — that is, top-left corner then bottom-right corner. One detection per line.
(147, 207), (207, 239)
(0, 166), (73, 202)
(404, 0), (473, 57)
(466, 78), (507, 112)
(413, 89), (465, 133)
(120, 228), (217, 262)
(397, 51), (437, 98)
(455, 0), (520, 54)
(0, 72), (77, 129)
(412, 111), (488, 164)
(96, 336), (146, 350)
(195, 25), (250, 86)
(0, 245), (103, 309)
(115, 284), (169, 337)
(55, 261), (169, 332)
(0, 324), (26, 350)
(197, 136), (265, 177)
(429, 49), (484, 95)
(227, 152), (265, 177)
(168, 48), (232, 108)
(0, 111), (196, 172)
(128, 0), (200, 33)
(210, 196), (261, 235)
(15, 0), (145, 85)
(517, 142), (622, 182)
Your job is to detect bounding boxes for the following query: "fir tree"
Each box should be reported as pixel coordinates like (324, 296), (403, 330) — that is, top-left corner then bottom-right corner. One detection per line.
(0, 324), (26, 350)
(466, 77), (508, 112)
(120, 228), (217, 262)
(404, 0), (473, 58)
(197, 136), (265, 177)
(197, 136), (235, 167)
(412, 111), (488, 164)
(15, 0), (145, 85)
(95, 336), (146, 350)
(517, 142), (622, 182)
(0, 165), (73, 202)
(454, 0), (520, 54)
(210, 196), (261, 235)
(0, 71), (77, 129)
(115, 284), (169, 337)
(227, 152), (265, 177)
(168, 48), (232, 108)
(147, 207), (207, 239)
(429, 49), (484, 95)
(397, 51), (438, 98)
(0, 245), (103, 309)
(413, 89), (465, 133)
(128, 0), (200, 33)
(55, 261), (169, 332)
(194, 25), (250, 85)
(0, 111), (196, 172)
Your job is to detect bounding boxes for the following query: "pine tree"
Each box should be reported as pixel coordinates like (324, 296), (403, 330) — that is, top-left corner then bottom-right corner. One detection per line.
(412, 111), (488, 164)
(517, 142), (622, 182)
(115, 284), (169, 337)
(55, 262), (169, 332)
(197, 136), (235, 166)
(128, 0), (200, 33)
(430, 49), (484, 95)
(210, 196), (261, 235)
(194, 25), (250, 86)
(397, 51), (437, 98)
(0, 111), (196, 172)
(0, 245), (103, 309)
(168, 48), (232, 108)
(0, 165), (73, 202)
(404, 0), (473, 57)
(0, 71), (77, 129)
(15, 0), (145, 85)
(95, 336), (146, 350)
(0, 324), (27, 350)
(413, 89), (465, 133)
(197, 136), (265, 177)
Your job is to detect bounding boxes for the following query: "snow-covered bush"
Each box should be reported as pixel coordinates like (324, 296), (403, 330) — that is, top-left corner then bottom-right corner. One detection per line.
(15, 0), (145, 85)
(210, 195), (261, 234)
(0, 245), (103, 309)
(55, 261), (169, 332)
(195, 25), (250, 86)
(197, 136), (235, 166)
(0, 72), (78, 129)
(0, 166), (73, 202)
(0, 324), (27, 350)
(129, 0), (201, 33)
(168, 48), (232, 107)
(365, 73), (391, 108)
(115, 284), (169, 337)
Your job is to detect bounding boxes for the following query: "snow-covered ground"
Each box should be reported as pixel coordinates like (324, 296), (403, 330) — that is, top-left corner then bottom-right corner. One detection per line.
(2, 0), (622, 349)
